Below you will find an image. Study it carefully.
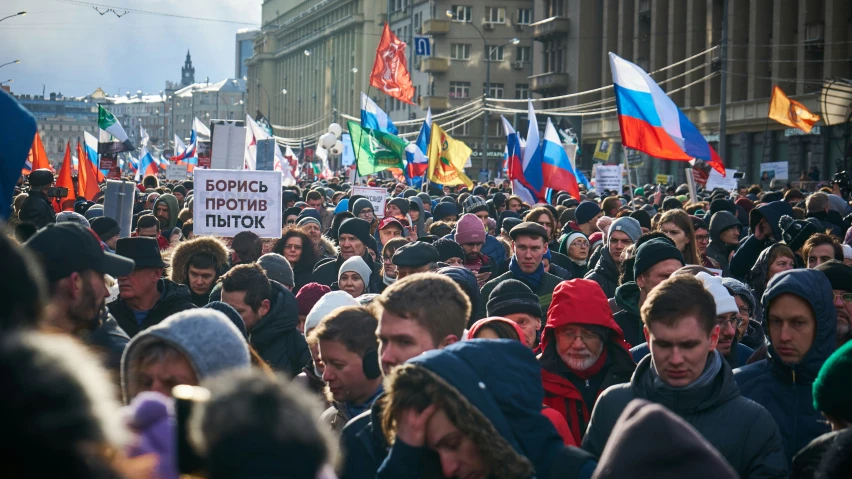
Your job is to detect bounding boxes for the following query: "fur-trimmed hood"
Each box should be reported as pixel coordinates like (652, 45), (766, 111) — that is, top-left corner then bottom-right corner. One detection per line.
(384, 339), (575, 479)
(319, 235), (338, 258)
(168, 236), (230, 285)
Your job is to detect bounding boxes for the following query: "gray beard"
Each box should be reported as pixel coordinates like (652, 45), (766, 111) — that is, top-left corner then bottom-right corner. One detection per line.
(564, 349), (603, 371)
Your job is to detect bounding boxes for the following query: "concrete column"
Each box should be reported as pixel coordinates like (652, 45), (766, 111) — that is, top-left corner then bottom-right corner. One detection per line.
(649, 0), (668, 70)
(772, 0), (797, 96)
(666, 0), (686, 106)
(824, 0), (851, 80)
(703, 0), (722, 107)
(617, 0), (635, 61)
(601, 0), (619, 101)
(633, 0), (650, 64)
(727, 0), (748, 102)
(684, 0), (706, 107)
(747, 0), (772, 100)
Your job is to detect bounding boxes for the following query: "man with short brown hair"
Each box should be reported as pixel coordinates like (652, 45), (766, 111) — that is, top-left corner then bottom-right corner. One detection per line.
(583, 275), (787, 478)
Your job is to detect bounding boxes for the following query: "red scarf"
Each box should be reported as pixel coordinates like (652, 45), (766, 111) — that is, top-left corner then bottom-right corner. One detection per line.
(569, 349), (609, 380)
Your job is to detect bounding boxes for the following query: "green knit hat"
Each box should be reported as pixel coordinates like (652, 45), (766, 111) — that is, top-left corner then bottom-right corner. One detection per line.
(813, 339), (852, 424)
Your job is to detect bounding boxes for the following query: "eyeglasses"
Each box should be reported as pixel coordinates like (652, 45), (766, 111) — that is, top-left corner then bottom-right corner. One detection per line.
(557, 329), (601, 343)
(834, 292), (852, 304)
(716, 316), (744, 329)
(695, 234), (710, 243)
(570, 240), (590, 248)
(358, 211), (374, 218)
(283, 244), (302, 250)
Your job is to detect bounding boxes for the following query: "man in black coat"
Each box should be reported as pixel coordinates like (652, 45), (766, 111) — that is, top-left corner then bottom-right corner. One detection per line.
(583, 274), (788, 478)
(108, 237), (196, 338)
(313, 217), (382, 292)
(25, 223), (136, 371)
(19, 169), (57, 228)
(219, 263), (310, 377)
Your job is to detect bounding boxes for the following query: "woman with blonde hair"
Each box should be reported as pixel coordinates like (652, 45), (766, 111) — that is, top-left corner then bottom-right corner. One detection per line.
(656, 209), (700, 265)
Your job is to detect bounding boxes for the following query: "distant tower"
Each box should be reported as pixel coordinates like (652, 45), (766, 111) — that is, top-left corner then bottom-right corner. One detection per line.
(181, 50), (195, 86)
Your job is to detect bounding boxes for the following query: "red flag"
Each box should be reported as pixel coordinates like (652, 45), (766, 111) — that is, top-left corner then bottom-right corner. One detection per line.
(24, 132), (53, 175)
(370, 23), (415, 105)
(77, 141), (102, 200)
(54, 142), (76, 211)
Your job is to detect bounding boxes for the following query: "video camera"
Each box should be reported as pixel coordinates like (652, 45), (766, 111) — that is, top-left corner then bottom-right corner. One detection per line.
(46, 186), (69, 198)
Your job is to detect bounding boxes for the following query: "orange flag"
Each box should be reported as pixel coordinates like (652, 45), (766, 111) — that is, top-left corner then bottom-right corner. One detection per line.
(78, 140), (104, 183)
(77, 141), (102, 200)
(24, 132), (53, 175)
(55, 142), (76, 211)
(768, 86), (820, 133)
(370, 23), (415, 105)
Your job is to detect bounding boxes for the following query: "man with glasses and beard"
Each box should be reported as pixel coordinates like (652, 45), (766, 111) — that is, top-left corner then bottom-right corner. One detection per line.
(815, 261), (852, 347)
(24, 223), (136, 371)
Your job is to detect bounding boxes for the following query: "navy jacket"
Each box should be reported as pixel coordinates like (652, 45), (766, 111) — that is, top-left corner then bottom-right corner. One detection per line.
(730, 201), (793, 279)
(734, 269), (837, 465)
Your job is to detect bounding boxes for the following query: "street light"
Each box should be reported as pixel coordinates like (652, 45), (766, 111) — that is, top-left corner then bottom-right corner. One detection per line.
(0, 11), (26, 23)
(0, 59), (21, 69)
(0, 79), (12, 85)
(446, 12), (519, 173)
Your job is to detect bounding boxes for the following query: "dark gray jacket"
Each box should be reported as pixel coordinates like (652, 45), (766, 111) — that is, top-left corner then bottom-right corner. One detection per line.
(582, 353), (788, 479)
(706, 211), (741, 276)
(584, 247), (619, 299)
(18, 190), (56, 229)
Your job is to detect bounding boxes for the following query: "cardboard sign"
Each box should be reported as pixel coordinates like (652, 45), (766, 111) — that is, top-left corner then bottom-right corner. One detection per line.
(193, 169), (282, 238)
(99, 157), (117, 170)
(706, 168), (739, 192)
(352, 185), (387, 218)
(197, 140), (211, 169)
(656, 174), (672, 185)
(593, 140), (612, 162)
(760, 161), (788, 180)
(166, 163), (188, 180)
(595, 164), (622, 192)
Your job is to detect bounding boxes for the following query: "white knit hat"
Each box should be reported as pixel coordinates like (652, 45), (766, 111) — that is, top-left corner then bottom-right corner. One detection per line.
(304, 291), (359, 335)
(696, 272), (739, 316)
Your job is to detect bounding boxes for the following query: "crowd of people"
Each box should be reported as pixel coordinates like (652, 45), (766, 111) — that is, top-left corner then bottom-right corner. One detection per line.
(4, 168), (852, 479)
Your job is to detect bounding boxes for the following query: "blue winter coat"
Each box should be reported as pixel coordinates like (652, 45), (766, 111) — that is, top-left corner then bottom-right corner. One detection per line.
(734, 269), (837, 465)
(377, 340), (596, 479)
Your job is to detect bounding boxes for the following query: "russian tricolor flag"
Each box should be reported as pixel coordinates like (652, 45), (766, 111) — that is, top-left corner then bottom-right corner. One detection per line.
(136, 146), (158, 182)
(609, 52), (724, 175)
(541, 118), (580, 200)
(501, 114), (540, 206)
(361, 92), (398, 135)
(404, 108), (431, 187)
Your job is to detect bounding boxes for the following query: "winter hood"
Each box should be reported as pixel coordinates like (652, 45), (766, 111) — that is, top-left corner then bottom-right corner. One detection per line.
(408, 196), (427, 237)
(250, 281), (300, 348)
(153, 194), (180, 231)
(541, 279), (631, 355)
(405, 339), (567, 478)
(467, 317), (526, 341)
(168, 236), (229, 285)
(709, 211), (741, 244)
(762, 269), (837, 381)
(749, 201), (793, 242)
(613, 282), (641, 318)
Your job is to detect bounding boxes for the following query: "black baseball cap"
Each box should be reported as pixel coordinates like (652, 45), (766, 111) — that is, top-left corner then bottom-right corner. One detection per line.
(24, 223), (135, 282)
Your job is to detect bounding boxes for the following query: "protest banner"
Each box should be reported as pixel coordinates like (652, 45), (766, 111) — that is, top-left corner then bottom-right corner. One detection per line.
(166, 163), (188, 181)
(193, 169), (282, 238)
(760, 161), (788, 180)
(352, 185), (387, 218)
(595, 164), (622, 191)
(706, 168), (739, 191)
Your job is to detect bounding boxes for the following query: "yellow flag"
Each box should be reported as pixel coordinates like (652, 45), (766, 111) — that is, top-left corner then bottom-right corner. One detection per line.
(427, 123), (473, 188)
(768, 86), (820, 133)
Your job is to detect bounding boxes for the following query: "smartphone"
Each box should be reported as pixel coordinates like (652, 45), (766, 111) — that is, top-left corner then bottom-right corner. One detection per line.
(479, 264), (493, 274)
(46, 186), (69, 198)
(173, 385), (210, 475)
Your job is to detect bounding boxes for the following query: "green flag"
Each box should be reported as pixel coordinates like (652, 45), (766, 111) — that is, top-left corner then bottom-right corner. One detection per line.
(347, 121), (407, 176)
(98, 104), (135, 152)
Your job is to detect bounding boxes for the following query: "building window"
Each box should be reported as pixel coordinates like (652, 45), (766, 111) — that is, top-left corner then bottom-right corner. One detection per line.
(449, 81), (470, 99)
(516, 46), (531, 62)
(515, 84), (530, 99)
(517, 8), (532, 24)
(486, 7), (505, 24)
(488, 45), (505, 61)
(450, 5), (472, 22)
(545, 0), (564, 17)
(543, 41), (564, 72)
(450, 43), (471, 60)
(459, 121), (470, 136)
(486, 83), (504, 99)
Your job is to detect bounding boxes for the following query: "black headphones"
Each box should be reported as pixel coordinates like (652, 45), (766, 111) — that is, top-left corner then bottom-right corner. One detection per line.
(362, 347), (381, 380)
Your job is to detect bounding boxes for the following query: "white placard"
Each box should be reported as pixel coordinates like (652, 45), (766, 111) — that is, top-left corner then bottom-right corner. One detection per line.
(193, 169), (282, 238)
(211, 123), (247, 170)
(595, 164), (623, 192)
(706, 168), (739, 192)
(352, 185), (387, 218)
(166, 163), (188, 180)
(760, 161), (788, 180)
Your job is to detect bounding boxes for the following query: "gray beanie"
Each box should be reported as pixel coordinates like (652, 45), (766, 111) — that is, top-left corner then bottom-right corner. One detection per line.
(84, 204), (104, 220)
(339, 255), (372, 287)
(55, 211), (90, 229)
(258, 253), (295, 288)
(351, 198), (374, 216)
(720, 277), (755, 315)
(120, 308), (250, 402)
(297, 216), (321, 229)
(608, 216), (642, 244)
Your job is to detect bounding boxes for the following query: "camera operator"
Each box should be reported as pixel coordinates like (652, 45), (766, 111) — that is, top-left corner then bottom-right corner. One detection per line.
(19, 168), (57, 229)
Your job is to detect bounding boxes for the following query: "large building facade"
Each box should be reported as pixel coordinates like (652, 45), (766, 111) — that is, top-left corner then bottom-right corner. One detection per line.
(15, 92), (100, 166)
(525, 0), (851, 185)
(236, 29), (258, 79)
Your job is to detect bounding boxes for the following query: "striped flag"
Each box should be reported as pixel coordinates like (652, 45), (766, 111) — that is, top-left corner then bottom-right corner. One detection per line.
(98, 104), (135, 152)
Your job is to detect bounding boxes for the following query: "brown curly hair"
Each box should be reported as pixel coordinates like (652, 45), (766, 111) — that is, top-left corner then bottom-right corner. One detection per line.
(272, 226), (320, 271)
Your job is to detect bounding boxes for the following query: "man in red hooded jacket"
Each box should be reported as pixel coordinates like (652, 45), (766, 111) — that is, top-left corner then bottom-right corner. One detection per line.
(538, 279), (636, 446)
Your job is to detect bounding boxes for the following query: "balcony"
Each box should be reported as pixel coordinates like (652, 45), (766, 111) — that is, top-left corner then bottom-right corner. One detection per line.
(419, 95), (451, 111)
(422, 19), (450, 35)
(530, 16), (569, 41)
(530, 72), (571, 92)
(421, 57), (449, 73)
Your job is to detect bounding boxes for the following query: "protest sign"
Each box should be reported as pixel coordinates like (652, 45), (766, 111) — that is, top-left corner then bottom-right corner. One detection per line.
(352, 185), (387, 218)
(166, 163), (188, 180)
(595, 164), (622, 191)
(656, 174), (673, 185)
(193, 169), (282, 238)
(706, 168), (739, 191)
(210, 122), (246, 170)
(760, 161), (788, 180)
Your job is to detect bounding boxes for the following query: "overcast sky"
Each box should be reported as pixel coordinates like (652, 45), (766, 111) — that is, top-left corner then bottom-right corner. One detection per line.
(1, 0), (261, 97)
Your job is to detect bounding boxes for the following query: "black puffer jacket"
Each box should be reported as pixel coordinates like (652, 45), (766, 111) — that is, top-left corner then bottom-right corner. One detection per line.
(312, 252), (382, 293)
(247, 280), (311, 377)
(18, 190), (56, 228)
(706, 211), (740, 276)
(583, 353), (788, 478)
(584, 247), (619, 299)
(108, 279), (197, 338)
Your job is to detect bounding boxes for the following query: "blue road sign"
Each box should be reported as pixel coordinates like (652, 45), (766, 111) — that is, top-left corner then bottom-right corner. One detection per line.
(414, 36), (431, 56)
